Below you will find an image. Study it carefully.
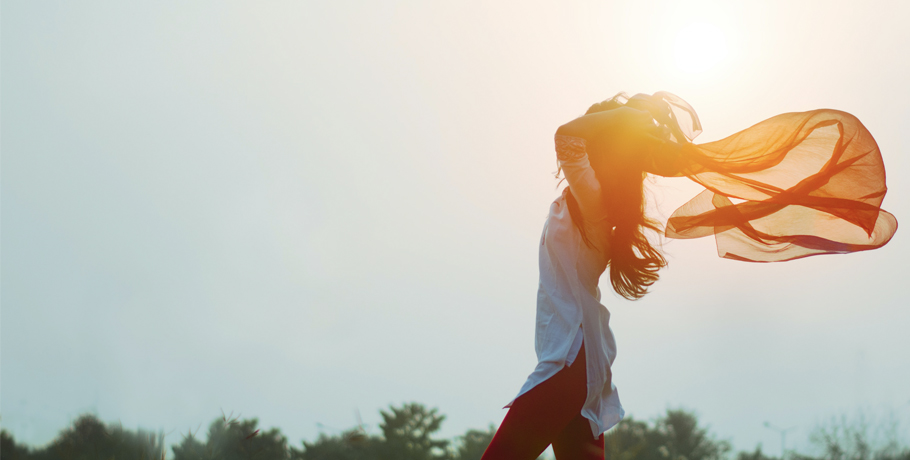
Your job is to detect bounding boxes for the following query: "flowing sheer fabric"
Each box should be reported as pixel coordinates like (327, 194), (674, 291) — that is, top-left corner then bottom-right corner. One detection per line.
(639, 92), (898, 262)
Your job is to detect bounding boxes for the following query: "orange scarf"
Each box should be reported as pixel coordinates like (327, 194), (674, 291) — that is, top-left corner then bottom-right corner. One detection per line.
(640, 92), (897, 262)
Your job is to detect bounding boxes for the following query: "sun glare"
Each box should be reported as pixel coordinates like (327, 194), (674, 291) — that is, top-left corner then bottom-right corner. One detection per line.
(673, 22), (728, 74)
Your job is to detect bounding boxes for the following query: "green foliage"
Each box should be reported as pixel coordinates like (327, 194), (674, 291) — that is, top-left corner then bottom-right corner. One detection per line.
(15, 414), (167, 460)
(452, 424), (496, 460)
(4, 404), (909, 460)
(171, 431), (209, 460)
(290, 402), (451, 460)
(605, 409), (732, 460)
(657, 409), (732, 460)
(291, 428), (381, 460)
(2, 429), (32, 460)
(736, 445), (778, 460)
(604, 415), (653, 460)
(171, 411), (290, 460)
(806, 412), (910, 460)
(377, 402), (450, 460)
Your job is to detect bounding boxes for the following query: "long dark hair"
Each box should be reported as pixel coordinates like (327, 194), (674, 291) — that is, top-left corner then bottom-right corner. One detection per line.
(562, 93), (668, 301)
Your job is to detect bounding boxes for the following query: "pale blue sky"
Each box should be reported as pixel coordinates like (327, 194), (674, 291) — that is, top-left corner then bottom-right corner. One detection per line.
(2, 0), (909, 456)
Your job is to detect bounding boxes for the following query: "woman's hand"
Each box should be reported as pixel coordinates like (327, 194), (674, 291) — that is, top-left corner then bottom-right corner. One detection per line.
(556, 106), (652, 139)
(556, 106), (665, 165)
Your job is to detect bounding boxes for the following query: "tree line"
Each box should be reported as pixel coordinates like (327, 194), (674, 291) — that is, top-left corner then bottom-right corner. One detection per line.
(2, 403), (908, 460)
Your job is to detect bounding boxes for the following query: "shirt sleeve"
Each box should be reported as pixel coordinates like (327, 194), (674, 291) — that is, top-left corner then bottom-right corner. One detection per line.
(555, 134), (608, 222)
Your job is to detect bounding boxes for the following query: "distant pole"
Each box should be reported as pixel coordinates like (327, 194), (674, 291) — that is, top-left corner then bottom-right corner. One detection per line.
(764, 422), (796, 460)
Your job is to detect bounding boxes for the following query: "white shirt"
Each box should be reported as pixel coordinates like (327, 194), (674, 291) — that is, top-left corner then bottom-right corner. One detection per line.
(504, 134), (624, 439)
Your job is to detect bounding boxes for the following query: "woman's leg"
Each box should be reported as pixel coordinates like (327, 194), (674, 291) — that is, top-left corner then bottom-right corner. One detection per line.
(551, 413), (605, 460)
(480, 345), (589, 460)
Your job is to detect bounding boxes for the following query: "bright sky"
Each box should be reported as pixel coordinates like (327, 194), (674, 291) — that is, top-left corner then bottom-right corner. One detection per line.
(3, 0), (909, 456)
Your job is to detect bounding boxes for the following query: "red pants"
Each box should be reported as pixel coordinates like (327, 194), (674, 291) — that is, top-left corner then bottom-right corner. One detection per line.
(481, 343), (605, 460)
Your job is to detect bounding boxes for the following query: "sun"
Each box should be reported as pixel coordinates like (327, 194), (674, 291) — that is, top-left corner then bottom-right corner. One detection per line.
(673, 22), (728, 74)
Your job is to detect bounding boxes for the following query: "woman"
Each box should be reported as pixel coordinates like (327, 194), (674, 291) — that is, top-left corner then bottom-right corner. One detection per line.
(480, 92), (897, 460)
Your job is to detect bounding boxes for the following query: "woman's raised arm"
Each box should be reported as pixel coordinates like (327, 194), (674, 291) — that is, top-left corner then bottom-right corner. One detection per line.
(555, 134), (607, 223)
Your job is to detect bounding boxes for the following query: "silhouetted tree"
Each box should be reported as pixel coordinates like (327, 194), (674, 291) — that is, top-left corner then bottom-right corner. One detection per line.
(452, 424), (496, 460)
(605, 415), (653, 460)
(737, 445), (778, 460)
(20, 414), (166, 460)
(807, 412), (910, 460)
(658, 409), (731, 460)
(7, 403), (907, 460)
(377, 402), (450, 460)
(291, 402), (450, 460)
(171, 428), (211, 460)
(172, 412), (290, 460)
(291, 428), (381, 460)
(1, 429), (31, 460)
(605, 409), (731, 460)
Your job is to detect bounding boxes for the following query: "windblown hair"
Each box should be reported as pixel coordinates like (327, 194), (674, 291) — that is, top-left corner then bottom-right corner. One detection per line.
(562, 93), (668, 301)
